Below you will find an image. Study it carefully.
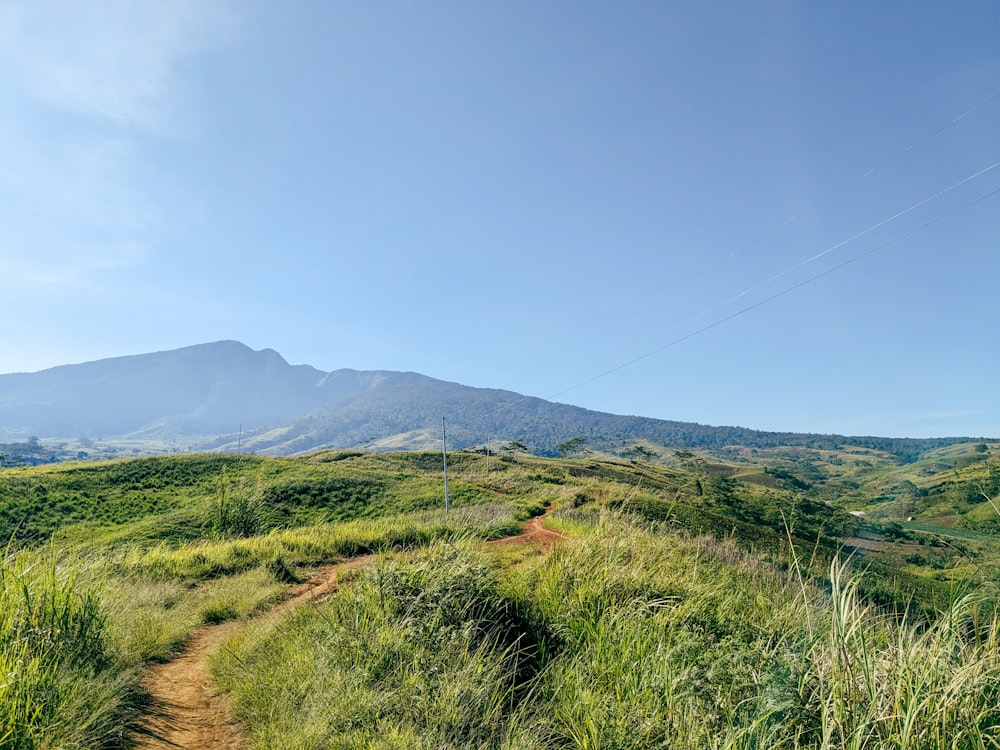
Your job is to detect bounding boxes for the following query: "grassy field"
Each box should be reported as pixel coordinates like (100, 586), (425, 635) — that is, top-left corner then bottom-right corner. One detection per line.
(214, 512), (1000, 749)
(1, 447), (999, 747)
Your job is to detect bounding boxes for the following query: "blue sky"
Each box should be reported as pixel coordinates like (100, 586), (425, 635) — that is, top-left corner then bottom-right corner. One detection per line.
(1, 1), (998, 438)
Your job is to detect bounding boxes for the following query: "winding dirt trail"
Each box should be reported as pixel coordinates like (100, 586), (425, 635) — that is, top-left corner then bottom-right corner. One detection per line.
(132, 558), (368, 749)
(132, 514), (561, 749)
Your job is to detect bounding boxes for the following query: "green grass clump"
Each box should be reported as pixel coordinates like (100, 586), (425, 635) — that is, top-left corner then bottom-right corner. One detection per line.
(0, 552), (140, 749)
(208, 470), (272, 539)
(214, 543), (541, 749)
(212, 511), (1000, 749)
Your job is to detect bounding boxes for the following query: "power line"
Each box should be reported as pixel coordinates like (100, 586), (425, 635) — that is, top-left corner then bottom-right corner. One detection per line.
(695, 91), (1000, 275)
(450, 173), (1000, 432)
(430, 92), (1000, 442)
(666, 161), (1000, 332)
(547, 185), (1000, 401)
(493, 91), (1000, 394)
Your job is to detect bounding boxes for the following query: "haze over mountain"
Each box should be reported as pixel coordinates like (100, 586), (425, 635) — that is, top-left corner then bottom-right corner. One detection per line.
(0, 342), (431, 441)
(0, 341), (981, 461)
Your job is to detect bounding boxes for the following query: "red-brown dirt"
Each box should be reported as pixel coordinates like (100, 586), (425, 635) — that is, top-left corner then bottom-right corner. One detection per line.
(132, 558), (368, 749)
(490, 514), (565, 548)
(132, 515), (560, 748)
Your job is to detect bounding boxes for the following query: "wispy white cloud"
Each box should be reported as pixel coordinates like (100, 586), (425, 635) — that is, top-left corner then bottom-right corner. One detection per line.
(0, 0), (241, 297)
(0, 0), (239, 131)
(0, 119), (154, 286)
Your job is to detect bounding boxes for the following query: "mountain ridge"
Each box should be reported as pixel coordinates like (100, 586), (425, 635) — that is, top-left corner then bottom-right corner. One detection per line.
(0, 341), (983, 460)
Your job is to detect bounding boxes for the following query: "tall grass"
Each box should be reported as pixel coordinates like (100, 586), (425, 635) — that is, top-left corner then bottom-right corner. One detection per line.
(101, 567), (289, 664)
(214, 542), (541, 749)
(212, 511), (1000, 749)
(506, 513), (799, 749)
(516, 514), (1000, 749)
(0, 551), (140, 749)
(795, 559), (1000, 749)
(105, 503), (522, 580)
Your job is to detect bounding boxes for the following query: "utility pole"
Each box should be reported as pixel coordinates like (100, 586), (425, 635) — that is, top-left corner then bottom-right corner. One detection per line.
(442, 417), (450, 512)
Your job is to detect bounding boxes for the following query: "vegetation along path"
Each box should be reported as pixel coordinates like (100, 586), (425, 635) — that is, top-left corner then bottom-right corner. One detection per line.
(132, 514), (560, 749)
(133, 556), (370, 749)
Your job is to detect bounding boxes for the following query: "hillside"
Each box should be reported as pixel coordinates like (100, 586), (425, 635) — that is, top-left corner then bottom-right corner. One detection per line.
(4, 446), (999, 600)
(2, 449), (1000, 747)
(0, 341), (983, 464)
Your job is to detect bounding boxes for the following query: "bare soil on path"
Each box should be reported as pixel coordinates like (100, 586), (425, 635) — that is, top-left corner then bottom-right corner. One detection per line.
(132, 619), (246, 749)
(490, 513), (565, 549)
(132, 558), (368, 749)
(131, 514), (561, 748)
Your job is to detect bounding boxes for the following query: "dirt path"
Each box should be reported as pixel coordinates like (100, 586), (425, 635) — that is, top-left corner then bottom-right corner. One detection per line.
(132, 558), (367, 749)
(132, 515), (561, 748)
(490, 513), (565, 549)
(132, 619), (247, 749)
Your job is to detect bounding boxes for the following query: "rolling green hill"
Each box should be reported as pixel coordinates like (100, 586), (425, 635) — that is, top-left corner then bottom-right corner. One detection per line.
(2, 447), (999, 747)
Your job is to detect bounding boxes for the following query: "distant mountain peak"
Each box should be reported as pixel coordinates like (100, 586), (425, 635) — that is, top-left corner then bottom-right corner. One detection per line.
(0, 342), (979, 461)
(0, 341), (329, 440)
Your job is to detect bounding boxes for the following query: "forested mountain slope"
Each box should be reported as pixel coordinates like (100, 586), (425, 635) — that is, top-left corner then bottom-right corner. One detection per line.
(0, 341), (981, 463)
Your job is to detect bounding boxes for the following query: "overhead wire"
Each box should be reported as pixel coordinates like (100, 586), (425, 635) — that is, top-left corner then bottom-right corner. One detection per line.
(692, 91), (1000, 275)
(492, 90), (1000, 394)
(546, 185), (1000, 402)
(665, 161), (1000, 332)
(404, 91), (1000, 444)
(447, 162), (1000, 433)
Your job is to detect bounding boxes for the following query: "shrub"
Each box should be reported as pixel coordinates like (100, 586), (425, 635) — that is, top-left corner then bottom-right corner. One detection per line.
(208, 471), (271, 539)
(0, 553), (140, 748)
